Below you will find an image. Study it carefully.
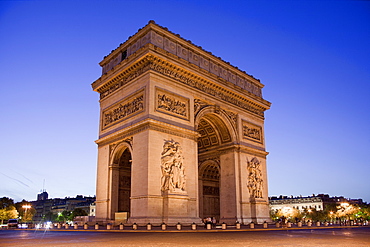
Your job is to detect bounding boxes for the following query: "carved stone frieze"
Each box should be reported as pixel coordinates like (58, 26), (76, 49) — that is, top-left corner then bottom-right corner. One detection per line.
(242, 120), (263, 144)
(155, 87), (190, 120)
(102, 90), (144, 130)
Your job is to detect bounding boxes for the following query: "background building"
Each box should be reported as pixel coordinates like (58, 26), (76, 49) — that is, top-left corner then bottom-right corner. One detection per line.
(269, 194), (362, 212)
(32, 192), (95, 222)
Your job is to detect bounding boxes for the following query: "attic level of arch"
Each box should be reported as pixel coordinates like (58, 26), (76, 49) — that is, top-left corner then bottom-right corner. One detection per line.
(92, 51), (270, 120)
(93, 42), (266, 102)
(98, 22), (263, 95)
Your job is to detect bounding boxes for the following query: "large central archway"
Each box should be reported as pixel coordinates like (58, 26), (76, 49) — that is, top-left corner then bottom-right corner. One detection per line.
(199, 160), (220, 221)
(196, 111), (235, 223)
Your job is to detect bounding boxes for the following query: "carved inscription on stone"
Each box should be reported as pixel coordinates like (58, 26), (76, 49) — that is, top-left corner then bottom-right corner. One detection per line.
(155, 88), (189, 120)
(242, 120), (263, 144)
(161, 139), (186, 192)
(102, 90), (144, 129)
(247, 157), (263, 198)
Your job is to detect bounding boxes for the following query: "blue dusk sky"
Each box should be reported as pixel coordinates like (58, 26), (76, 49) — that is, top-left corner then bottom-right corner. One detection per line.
(0, 1), (369, 203)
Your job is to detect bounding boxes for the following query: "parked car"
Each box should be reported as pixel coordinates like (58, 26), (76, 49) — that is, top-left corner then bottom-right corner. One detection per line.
(7, 219), (18, 228)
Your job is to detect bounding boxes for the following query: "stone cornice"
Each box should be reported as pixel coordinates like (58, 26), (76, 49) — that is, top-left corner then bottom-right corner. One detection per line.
(199, 143), (268, 159)
(92, 46), (152, 95)
(239, 145), (269, 158)
(95, 118), (199, 146)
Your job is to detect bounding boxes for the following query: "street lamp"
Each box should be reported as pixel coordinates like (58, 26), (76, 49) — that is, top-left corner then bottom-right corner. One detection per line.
(330, 211), (334, 224)
(22, 205), (31, 222)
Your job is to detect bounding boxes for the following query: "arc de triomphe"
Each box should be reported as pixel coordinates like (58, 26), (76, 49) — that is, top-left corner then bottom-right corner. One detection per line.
(92, 21), (271, 225)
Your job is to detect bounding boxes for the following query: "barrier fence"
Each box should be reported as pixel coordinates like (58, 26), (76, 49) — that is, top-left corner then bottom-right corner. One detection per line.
(3, 220), (369, 231)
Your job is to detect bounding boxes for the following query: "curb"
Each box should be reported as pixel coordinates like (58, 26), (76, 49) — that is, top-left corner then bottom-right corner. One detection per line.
(6, 225), (369, 233)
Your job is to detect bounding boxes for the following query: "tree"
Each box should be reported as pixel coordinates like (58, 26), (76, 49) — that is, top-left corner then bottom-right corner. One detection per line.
(0, 205), (18, 224)
(0, 197), (14, 209)
(15, 200), (36, 222)
(43, 212), (58, 222)
(358, 204), (370, 220)
(335, 203), (358, 220)
(56, 210), (72, 223)
(270, 209), (279, 221)
(71, 208), (88, 220)
(272, 207), (301, 221)
(56, 213), (65, 223)
(310, 209), (327, 222)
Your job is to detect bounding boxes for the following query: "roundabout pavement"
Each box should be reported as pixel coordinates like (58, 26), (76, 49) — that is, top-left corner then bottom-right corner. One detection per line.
(1, 225), (369, 246)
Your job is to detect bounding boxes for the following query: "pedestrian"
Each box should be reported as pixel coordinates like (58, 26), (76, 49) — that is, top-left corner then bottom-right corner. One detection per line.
(212, 217), (216, 227)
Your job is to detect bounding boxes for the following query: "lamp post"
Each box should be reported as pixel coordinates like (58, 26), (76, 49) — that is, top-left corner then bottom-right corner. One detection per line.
(329, 211), (334, 224)
(22, 205), (31, 223)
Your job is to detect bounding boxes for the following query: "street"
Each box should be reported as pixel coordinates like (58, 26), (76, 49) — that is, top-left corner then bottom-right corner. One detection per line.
(1, 227), (370, 246)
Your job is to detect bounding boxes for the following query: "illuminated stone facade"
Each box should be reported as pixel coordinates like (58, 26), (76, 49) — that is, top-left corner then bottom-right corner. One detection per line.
(92, 21), (271, 225)
(269, 196), (325, 212)
(269, 194), (355, 213)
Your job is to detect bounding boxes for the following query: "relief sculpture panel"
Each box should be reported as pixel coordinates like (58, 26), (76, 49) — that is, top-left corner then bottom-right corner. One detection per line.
(247, 157), (263, 198)
(102, 89), (145, 129)
(155, 87), (190, 120)
(242, 120), (263, 144)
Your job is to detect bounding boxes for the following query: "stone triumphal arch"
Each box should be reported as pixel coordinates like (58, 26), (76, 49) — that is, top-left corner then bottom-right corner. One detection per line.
(92, 21), (271, 225)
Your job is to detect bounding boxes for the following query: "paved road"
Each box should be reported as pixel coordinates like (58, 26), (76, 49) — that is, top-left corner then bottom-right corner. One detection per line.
(1, 227), (370, 246)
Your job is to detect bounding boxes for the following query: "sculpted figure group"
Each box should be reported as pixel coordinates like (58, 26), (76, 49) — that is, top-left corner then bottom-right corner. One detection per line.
(247, 157), (263, 198)
(161, 139), (186, 192)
